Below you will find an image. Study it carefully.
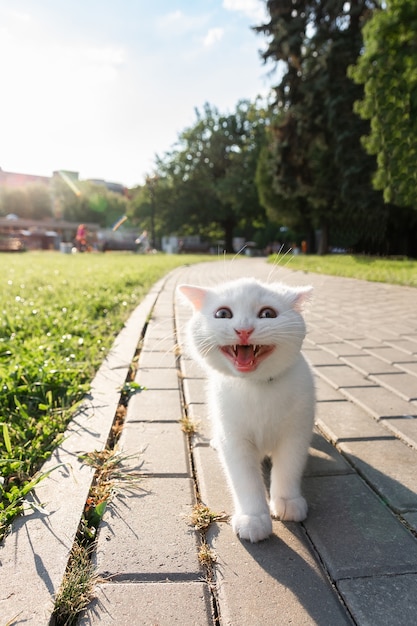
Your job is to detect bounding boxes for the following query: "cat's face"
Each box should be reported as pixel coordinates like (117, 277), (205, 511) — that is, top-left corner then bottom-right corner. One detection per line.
(178, 278), (311, 380)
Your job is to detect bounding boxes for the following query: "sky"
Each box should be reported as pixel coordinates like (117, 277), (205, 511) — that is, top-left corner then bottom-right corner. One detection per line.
(0, 0), (275, 188)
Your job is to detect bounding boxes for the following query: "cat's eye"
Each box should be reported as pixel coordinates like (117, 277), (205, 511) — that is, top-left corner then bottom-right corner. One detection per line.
(258, 307), (278, 319)
(215, 307), (233, 319)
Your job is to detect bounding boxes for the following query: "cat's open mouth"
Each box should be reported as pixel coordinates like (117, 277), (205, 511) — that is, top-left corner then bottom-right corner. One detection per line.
(220, 344), (275, 372)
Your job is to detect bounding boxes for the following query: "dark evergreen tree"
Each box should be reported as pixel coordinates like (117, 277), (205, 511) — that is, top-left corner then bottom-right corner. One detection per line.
(255, 0), (387, 253)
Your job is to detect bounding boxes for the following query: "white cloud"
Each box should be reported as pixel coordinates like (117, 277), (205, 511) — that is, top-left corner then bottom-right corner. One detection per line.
(203, 27), (224, 48)
(156, 10), (210, 38)
(223, 0), (268, 22)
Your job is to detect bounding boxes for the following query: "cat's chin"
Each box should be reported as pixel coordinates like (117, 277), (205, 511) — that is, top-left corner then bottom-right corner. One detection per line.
(219, 344), (275, 373)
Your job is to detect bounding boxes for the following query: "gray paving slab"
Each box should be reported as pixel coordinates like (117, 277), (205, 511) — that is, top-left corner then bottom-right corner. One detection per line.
(396, 360), (417, 375)
(136, 366), (179, 389)
(119, 420), (190, 475)
(95, 476), (201, 581)
(338, 574), (417, 626)
(139, 348), (178, 369)
(182, 376), (208, 404)
(79, 581), (213, 625)
(303, 347), (341, 366)
(379, 415), (417, 450)
(340, 354), (400, 375)
(315, 398), (397, 442)
(337, 437), (417, 513)
(315, 377), (347, 402)
(369, 371), (417, 401)
(127, 388), (182, 422)
(341, 384), (417, 420)
(207, 522), (353, 626)
(315, 364), (377, 389)
(303, 474), (417, 579)
(366, 345), (416, 364)
(403, 511), (417, 532)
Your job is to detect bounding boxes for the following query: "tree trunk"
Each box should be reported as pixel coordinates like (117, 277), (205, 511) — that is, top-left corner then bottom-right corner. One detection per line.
(222, 217), (236, 253)
(317, 221), (329, 255)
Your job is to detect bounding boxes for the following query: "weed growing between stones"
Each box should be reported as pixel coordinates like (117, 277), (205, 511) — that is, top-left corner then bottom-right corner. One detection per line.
(52, 351), (145, 625)
(53, 543), (100, 626)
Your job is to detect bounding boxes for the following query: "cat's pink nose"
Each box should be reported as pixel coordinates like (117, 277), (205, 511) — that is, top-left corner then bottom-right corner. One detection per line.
(234, 328), (254, 345)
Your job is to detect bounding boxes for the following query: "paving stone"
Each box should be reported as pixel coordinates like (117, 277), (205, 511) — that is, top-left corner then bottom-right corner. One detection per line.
(315, 399), (396, 443)
(192, 443), (232, 514)
(338, 574), (417, 626)
(340, 385), (417, 420)
(119, 420), (190, 476)
(305, 431), (353, 477)
(139, 348), (178, 369)
(188, 404), (212, 444)
(379, 415), (417, 450)
(318, 343), (365, 357)
(366, 345), (415, 364)
(302, 474), (417, 580)
(182, 376), (208, 404)
(79, 581), (213, 625)
(348, 337), (387, 349)
(403, 511), (417, 532)
(315, 377), (346, 402)
(303, 347), (341, 367)
(340, 354), (399, 375)
(127, 388), (182, 422)
(385, 338), (417, 355)
(136, 366), (179, 389)
(179, 355), (207, 379)
(395, 360), (417, 375)
(337, 438), (417, 512)
(95, 477), (201, 580)
(369, 372), (417, 401)
(207, 522), (352, 626)
(315, 365), (376, 390)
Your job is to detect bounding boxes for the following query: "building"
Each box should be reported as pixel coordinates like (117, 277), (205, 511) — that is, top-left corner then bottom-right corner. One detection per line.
(0, 168), (51, 188)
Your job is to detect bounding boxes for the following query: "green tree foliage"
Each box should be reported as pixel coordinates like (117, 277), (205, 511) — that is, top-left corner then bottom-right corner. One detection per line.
(51, 176), (129, 227)
(349, 0), (417, 208)
(255, 0), (386, 253)
(0, 184), (53, 219)
(137, 100), (269, 252)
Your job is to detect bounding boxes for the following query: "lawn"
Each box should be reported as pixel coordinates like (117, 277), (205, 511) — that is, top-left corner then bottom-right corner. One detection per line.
(271, 254), (417, 288)
(1, 250), (415, 538)
(0, 251), (209, 538)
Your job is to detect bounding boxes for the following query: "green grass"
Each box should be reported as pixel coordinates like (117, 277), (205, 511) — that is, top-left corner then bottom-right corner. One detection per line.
(0, 251), (209, 539)
(270, 254), (417, 287)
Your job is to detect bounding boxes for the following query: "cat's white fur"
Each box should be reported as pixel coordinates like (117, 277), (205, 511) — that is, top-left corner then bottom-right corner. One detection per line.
(178, 277), (315, 543)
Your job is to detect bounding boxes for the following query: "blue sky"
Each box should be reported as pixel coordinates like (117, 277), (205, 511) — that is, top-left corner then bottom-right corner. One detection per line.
(0, 0), (274, 187)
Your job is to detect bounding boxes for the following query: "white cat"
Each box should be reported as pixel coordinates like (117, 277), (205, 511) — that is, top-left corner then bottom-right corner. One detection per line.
(178, 277), (315, 543)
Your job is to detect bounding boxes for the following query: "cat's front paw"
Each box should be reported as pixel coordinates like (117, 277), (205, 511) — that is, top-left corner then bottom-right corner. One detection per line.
(232, 513), (272, 543)
(270, 496), (308, 522)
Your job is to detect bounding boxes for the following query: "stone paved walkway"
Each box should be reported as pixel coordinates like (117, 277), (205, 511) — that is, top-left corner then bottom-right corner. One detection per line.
(1, 258), (417, 625)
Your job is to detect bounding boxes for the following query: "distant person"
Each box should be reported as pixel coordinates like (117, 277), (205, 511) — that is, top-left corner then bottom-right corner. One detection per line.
(75, 224), (87, 252)
(135, 230), (150, 253)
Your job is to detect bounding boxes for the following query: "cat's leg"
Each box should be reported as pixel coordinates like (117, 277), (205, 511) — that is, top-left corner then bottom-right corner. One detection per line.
(269, 430), (311, 522)
(218, 439), (272, 542)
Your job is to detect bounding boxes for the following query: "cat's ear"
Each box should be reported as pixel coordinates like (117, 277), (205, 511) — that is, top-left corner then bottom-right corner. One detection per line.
(177, 285), (209, 311)
(290, 286), (313, 312)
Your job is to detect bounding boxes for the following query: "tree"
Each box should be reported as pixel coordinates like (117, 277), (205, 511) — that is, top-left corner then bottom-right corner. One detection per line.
(51, 175), (129, 227)
(0, 184), (53, 219)
(146, 100), (269, 252)
(255, 0), (386, 254)
(349, 0), (417, 209)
